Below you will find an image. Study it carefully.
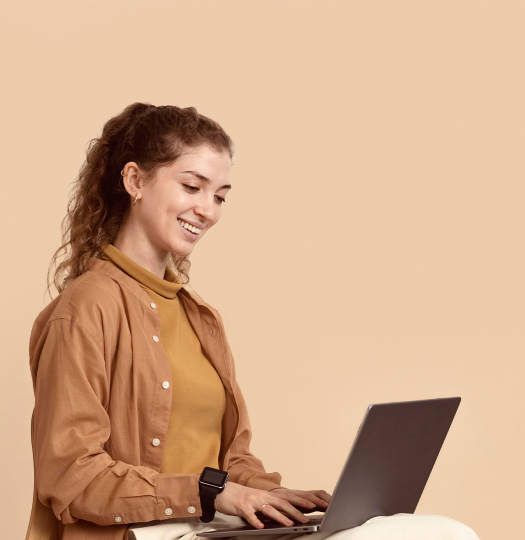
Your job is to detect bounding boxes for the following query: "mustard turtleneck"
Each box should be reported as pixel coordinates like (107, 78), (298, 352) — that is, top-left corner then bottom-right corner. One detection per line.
(100, 242), (226, 474)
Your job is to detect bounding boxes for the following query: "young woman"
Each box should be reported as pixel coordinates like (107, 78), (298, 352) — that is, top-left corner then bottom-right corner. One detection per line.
(26, 103), (479, 540)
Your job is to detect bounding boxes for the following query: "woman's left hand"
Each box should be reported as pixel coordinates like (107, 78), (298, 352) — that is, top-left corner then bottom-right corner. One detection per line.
(268, 487), (332, 512)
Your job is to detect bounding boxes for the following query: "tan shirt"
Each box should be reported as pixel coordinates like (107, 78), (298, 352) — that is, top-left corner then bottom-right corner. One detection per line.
(26, 256), (282, 540)
(100, 243), (226, 473)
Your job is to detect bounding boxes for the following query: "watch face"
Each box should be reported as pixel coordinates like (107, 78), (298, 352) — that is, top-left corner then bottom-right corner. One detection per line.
(200, 467), (228, 487)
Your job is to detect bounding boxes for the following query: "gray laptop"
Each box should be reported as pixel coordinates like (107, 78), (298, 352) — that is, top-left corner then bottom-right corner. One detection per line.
(197, 396), (461, 537)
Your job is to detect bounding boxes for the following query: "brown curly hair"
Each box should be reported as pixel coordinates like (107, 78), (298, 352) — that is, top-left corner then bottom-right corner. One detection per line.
(46, 102), (234, 302)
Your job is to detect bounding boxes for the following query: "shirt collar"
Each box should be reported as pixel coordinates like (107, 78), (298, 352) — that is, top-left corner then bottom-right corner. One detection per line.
(85, 256), (205, 310)
(99, 243), (182, 299)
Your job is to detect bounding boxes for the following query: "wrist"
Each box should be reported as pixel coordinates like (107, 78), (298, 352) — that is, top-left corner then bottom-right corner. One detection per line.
(198, 467), (229, 523)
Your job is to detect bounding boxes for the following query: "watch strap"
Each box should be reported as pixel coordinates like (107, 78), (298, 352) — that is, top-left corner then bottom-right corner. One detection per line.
(198, 467), (228, 523)
(199, 483), (220, 523)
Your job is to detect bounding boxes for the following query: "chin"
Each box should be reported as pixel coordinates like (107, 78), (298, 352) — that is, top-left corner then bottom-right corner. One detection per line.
(168, 244), (195, 258)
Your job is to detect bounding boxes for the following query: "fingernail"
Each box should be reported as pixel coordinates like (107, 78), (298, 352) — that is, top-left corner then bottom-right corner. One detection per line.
(308, 502), (316, 507)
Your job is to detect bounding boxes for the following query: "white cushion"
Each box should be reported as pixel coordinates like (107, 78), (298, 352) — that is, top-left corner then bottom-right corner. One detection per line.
(128, 512), (480, 540)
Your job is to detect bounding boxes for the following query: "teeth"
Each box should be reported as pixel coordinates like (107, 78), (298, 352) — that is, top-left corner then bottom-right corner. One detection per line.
(178, 219), (201, 234)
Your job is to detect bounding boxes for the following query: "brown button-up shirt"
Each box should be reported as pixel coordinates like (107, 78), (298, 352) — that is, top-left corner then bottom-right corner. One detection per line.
(25, 257), (282, 540)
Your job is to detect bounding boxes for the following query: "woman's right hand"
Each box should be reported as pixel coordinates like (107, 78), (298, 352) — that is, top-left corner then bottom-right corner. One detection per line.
(214, 482), (311, 529)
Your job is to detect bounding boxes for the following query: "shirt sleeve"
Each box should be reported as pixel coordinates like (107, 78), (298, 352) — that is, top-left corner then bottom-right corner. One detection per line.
(213, 311), (283, 492)
(30, 317), (202, 526)
(226, 380), (283, 491)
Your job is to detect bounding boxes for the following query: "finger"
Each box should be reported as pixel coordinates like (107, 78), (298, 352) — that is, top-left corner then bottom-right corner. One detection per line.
(278, 491), (327, 510)
(243, 511), (265, 530)
(270, 492), (317, 510)
(309, 490), (332, 505)
(293, 493), (327, 508)
(260, 505), (294, 527)
(268, 498), (310, 524)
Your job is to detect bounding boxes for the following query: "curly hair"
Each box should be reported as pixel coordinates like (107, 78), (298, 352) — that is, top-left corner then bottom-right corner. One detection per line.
(45, 102), (234, 301)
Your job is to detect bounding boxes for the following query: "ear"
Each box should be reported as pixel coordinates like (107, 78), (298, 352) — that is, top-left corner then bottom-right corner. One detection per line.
(121, 162), (144, 200)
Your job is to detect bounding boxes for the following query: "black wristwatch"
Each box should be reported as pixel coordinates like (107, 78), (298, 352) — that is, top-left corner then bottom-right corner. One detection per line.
(198, 467), (229, 523)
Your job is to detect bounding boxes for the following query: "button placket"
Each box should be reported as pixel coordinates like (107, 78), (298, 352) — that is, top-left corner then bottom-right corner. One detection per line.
(147, 313), (171, 471)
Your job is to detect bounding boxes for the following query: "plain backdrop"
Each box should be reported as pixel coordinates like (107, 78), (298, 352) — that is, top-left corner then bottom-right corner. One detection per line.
(1, 1), (523, 539)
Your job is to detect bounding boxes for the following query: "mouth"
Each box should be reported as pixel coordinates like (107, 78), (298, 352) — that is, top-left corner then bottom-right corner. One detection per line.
(177, 218), (202, 238)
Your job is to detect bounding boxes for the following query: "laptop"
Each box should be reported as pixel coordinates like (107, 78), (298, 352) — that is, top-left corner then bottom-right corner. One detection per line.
(197, 396), (461, 537)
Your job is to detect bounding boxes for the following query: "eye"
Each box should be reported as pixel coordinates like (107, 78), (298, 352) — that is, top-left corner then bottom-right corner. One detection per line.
(184, 183), (225, 204)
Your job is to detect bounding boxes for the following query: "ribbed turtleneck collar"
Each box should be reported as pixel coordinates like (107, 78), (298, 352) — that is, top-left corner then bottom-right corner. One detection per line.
(100, 242), (182, 299)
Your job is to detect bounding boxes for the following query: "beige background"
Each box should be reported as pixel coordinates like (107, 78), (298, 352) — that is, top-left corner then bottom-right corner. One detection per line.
(0, 1), (523, 539)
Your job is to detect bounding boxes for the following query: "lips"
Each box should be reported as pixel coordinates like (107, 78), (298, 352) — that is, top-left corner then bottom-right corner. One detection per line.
(177, 219), (200, 241)
(178, 218), (205, 230)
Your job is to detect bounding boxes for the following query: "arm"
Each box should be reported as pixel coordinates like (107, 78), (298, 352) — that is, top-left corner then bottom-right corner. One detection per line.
(212, 310), (281, 491)
(30, 317), (201, 526)
(225, 380), (283, 491)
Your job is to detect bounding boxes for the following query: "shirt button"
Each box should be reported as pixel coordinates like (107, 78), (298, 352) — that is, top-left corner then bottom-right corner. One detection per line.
(188, 506), (196, 514)
(162, 381), (170, 389)
(152, 438), (161, 446)
(165, 508), (173, 516)
(114, 517), (122, 523)
(209, 327), (214, 336)
(151, 302), (157, 309)
(153, 335), (159, 342)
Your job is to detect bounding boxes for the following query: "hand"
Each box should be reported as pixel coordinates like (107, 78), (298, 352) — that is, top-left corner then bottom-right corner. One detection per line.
(214, 482), (312, 529)
(268, 487), (332, 512)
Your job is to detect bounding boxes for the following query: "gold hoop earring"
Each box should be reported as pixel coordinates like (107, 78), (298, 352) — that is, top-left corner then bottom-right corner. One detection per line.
(134, 195), (139, 206)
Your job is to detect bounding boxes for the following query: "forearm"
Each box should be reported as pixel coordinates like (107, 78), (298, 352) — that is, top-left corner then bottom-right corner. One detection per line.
(61, 462), (202, 525)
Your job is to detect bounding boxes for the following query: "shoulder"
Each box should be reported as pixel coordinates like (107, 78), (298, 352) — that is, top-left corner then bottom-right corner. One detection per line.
(60, 271), (124, 320)
(32, 271), (129, 342)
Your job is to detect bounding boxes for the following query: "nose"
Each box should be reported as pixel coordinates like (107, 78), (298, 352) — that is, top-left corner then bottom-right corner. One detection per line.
(193, 196), (216, 223)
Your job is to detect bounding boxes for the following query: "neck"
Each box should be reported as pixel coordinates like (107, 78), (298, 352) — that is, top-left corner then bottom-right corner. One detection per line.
(113, 223), (170, 279)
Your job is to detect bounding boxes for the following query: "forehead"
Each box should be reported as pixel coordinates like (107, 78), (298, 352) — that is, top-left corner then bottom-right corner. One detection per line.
(170, 144), (231, 175)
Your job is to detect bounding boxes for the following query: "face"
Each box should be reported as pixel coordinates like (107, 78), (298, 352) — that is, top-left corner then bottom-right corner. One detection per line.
(124, 144), (232, 258)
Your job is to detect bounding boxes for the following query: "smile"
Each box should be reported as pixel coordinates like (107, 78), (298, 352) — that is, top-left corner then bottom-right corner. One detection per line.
(177, 218), (202, 235)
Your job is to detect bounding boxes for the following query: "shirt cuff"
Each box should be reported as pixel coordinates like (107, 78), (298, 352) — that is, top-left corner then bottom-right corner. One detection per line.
(156, 473), (203, 519)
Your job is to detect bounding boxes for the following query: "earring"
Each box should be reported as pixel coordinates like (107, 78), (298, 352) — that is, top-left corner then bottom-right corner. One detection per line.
(133, 195), (140, 206)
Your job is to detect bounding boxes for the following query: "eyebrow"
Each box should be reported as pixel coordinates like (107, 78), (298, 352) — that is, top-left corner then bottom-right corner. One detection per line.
(181, 170), (231, 190)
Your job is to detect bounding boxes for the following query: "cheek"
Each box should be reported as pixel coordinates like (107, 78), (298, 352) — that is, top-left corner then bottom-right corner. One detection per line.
(143, 200), (174, 230)
(211, 208), (222, 227)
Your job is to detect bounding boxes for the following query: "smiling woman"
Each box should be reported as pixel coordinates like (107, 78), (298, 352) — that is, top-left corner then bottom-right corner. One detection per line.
(27, 102), (331, 540)
(26, 102), (479, 540)
(45, 102), (235, 296)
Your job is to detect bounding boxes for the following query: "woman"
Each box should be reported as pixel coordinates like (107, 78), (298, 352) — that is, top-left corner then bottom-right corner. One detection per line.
(26, 103), (479, 540)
